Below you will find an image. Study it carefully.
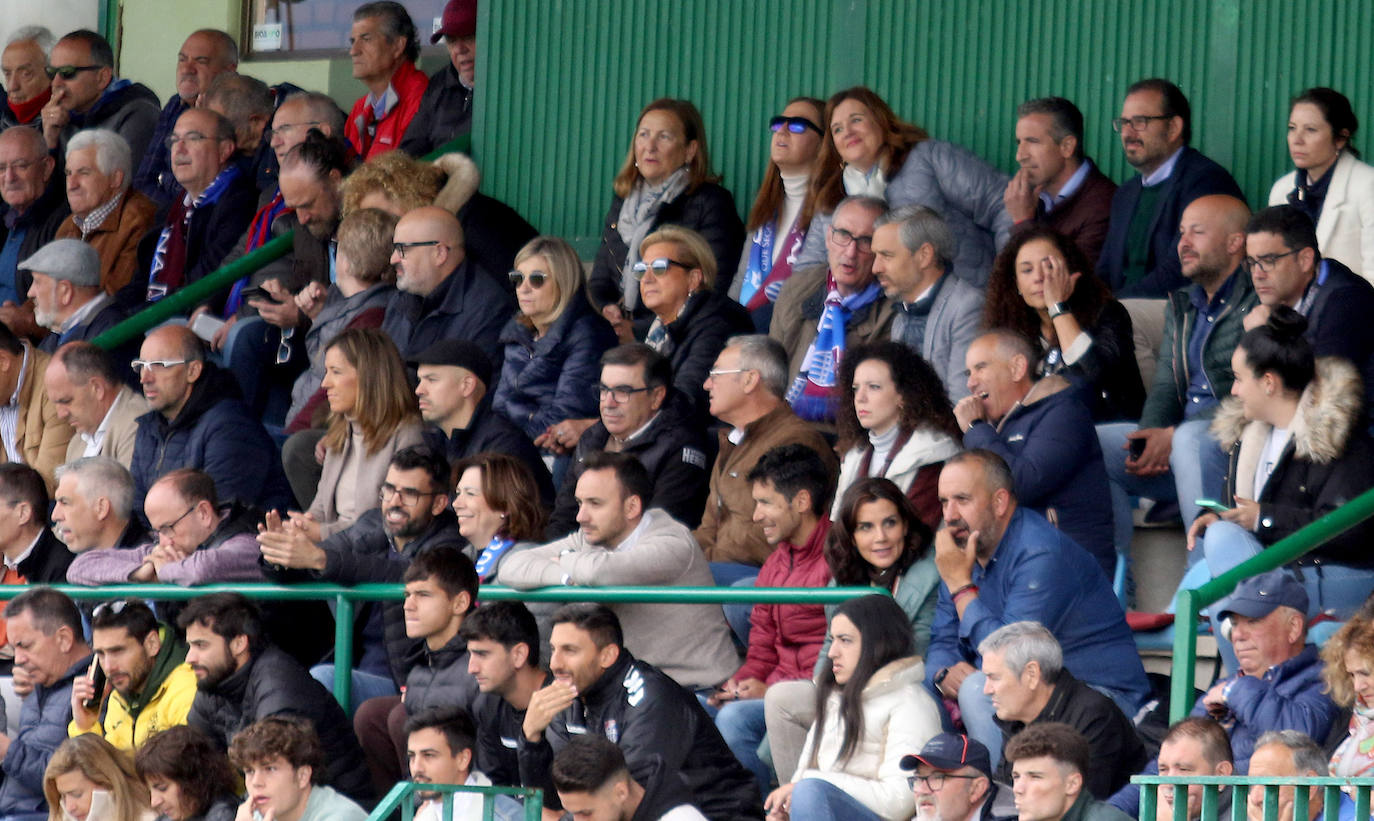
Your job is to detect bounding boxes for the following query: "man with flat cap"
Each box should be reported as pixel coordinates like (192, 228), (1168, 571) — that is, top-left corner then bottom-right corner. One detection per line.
(400, 0), (477, 156)
(902, 732), (1012, 821)
(21, 239), (127, 353)
(412, 338), (553, 506)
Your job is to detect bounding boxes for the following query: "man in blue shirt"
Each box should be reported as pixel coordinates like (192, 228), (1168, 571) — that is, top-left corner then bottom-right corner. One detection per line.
(927, 449), (1150, 770)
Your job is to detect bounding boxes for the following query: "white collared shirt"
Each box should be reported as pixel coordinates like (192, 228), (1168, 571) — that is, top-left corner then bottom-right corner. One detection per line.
(3, 530), (41, 572)
(80, 390), (124, 458)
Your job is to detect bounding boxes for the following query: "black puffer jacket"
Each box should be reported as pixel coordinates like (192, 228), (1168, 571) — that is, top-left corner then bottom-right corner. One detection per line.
(546, 389), (711, 538)
(187, 644), (373, 803)
(517, 650), (762, 820)
(653, 289), (753, 419)
(404, 631), (479, 717)
(422, 396), (554, 507)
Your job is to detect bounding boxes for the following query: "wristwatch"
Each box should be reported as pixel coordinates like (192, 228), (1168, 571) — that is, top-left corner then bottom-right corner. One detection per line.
(1048, 301), (1069, 319)
(933, 667), (951, 688)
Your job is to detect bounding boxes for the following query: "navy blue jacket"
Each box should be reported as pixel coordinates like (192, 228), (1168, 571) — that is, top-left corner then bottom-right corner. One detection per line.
(1097, 147), (1245, 298)
(926, 507), (1151, 714)
(130, 364), (294, 518)
(422, 396), (554, 508)
(653, 289), (754, 420)
(1302, 258), (1374, 422)
(381, 258), (514, 369)
(0, 654), (90, 815)
(964, 378), (1115, 576)
(493, 290), (617, 440)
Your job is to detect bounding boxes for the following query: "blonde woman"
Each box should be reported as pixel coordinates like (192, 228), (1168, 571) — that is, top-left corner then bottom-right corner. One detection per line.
(44, 735), (154, 821)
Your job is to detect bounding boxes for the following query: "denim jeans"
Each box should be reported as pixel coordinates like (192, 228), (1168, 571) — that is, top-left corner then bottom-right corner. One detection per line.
(714, 698), (772, 801)
(310, 664), (398, 715)
(787, 777), (884, 821)
(709, 563), (760, 647)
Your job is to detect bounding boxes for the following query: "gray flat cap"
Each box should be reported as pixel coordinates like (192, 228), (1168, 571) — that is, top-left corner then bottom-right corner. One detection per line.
(18, 239), (101, 288)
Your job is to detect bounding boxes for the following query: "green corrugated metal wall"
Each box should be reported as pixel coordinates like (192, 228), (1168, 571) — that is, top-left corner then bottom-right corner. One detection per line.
(472, 0), (1374, 252)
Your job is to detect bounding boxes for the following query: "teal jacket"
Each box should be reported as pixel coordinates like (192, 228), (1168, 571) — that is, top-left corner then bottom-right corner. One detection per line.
(814, 553), (941, 676)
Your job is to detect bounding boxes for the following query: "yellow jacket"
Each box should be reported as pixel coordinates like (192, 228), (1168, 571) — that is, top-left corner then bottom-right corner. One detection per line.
(69, 649), (198, 751)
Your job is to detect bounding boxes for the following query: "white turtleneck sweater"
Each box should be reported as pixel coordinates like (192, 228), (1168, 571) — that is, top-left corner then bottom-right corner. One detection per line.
(773, 171), (811, 265)
(866, 424), (901, 477)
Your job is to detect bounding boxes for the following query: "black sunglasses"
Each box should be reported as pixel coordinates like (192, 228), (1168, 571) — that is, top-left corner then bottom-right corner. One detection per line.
(770, 115), (823, 136)
(46, 65), (101, 80)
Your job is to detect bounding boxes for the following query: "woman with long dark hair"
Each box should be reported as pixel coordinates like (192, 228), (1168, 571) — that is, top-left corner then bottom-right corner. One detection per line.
(984, 226), (1143, 421)
(833, 342), (961, 527)
(763, 594), (940, 821)
(135, 726), (238, 821)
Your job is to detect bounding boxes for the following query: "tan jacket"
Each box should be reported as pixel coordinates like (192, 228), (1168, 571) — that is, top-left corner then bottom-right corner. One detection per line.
(15, 346), (75, 491)
(694, 403), (837, 565)
(62, 385), (150, 468)
(309, 418), (426, 539)
(769, 263), (895, 379)
(55, 191), (159, 296)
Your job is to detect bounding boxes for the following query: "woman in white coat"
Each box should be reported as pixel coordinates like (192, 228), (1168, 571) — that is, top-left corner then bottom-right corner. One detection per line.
(763, 595), (941, 821)
(1269, 87), (1374, 281)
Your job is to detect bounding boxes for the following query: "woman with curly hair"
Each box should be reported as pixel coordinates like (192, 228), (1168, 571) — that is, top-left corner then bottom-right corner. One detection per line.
(793, 86), (1010, 285)
(1321, 616), (1374, 780)
(833, 341), (961, 527)
(984, 225), (1144, 421)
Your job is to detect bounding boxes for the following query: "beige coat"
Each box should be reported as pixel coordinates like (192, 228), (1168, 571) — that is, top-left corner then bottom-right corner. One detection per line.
(63, 385), (150, 468)
(15, 346), (75, 491)
(309, 418), (425, 538)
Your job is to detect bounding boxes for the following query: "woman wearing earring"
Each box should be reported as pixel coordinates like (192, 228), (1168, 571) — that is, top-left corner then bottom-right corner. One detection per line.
(451, 452), (546, 584)
(588, 98), (745, 341)
(731, 97), (826, 331)
(1269, 87), (1374, 280)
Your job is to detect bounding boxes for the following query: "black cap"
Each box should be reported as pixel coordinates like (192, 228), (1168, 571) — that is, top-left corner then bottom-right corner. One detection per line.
(408, 340), (492, 386)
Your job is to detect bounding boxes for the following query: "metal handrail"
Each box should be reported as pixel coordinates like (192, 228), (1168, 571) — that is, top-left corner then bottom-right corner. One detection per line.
(1168, 484), (1374, 721)
(0, 583), (878, 707)
(369, 780), (543, 821)
(1135, 775), (1374, 821)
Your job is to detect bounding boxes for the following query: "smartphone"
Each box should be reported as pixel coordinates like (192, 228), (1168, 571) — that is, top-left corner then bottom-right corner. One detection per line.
(1128, 438), (1147, 460)
(240, 286), (283, 304)
(83, 656), (106, 711)
(1195, 498), (1230, 515)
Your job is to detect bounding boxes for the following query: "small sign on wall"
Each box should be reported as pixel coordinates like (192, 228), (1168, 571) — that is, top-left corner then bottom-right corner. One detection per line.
(253, 23), (283, 52)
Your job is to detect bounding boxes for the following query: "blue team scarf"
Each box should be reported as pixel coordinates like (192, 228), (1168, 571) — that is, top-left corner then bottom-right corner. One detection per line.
(786, 276), (882, 422)
(738, 218), (806, 311)
(473, 535), (516, 580)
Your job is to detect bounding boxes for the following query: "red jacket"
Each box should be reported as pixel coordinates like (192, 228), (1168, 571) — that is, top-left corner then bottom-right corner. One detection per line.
(345, 61), (429, 159)
(734, 516), (832, 685)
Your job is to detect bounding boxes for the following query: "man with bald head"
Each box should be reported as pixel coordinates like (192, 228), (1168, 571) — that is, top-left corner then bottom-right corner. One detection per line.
(1, 27), (55, 129)
(381, 205), (512, 365)
(955, 330), (1114, 576)
(1097, 194), (1255, 563)
(134, 29), (239, 207)
(129, 325), (293, 517)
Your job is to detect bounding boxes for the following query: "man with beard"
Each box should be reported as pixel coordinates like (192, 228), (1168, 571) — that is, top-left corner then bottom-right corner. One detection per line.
(68, 598), (197, 751)
(178, 592), (373, 804)
(23, 239), (127, 353)
(926, 450), (1148, 771)
(901, 733), (1009, 821)
(405, 706), (522, 821)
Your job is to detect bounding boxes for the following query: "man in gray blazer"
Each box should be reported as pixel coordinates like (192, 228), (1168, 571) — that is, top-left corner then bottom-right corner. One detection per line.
(871, 205), (985, 401)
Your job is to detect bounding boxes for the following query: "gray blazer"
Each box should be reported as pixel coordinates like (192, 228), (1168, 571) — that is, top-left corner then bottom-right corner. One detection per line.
(892, 273), (984, 402)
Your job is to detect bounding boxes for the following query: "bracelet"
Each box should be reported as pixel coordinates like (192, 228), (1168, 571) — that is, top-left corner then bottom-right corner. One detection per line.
(950, 583), (978, 603)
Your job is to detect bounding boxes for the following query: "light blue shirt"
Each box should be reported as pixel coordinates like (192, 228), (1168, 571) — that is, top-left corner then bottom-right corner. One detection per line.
(1141, 147), (1186, 188)
(1039, 159), (1094, 213)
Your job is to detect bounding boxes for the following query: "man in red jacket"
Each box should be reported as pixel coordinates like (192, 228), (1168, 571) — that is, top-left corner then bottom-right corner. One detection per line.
(705, 443), (832, 801)
(344, 1), (428, 159)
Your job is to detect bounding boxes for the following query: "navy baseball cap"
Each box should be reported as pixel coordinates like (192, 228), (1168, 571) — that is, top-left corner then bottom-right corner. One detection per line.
(1217, 569), (1308, 621)
(900, 733), (992, 779)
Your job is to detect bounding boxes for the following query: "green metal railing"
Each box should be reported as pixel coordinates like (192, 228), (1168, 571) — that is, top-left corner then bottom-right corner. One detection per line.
(1169, 484), (1374, 722)
(87, 134), (472, 351)
(0, 583), (877, 708)
(369, 781), (542, 821)
(1136, 775), (1374, 821)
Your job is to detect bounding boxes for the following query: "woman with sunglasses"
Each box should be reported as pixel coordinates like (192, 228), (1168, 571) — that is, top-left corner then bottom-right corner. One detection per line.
(633, 225), (752, 417)
(984, 226), (1144, 422)
(493, 236), (617, 449)
(730, 97), (827, 331)
(763, 594), (940, 821)
(794, 86), (1011, 286)
(1269, 88), (1374, 280)
(587, 98), (745, 341)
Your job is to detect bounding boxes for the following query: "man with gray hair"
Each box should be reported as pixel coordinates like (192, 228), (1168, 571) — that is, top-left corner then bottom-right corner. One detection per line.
(870, 204), (984, 400)
(52, 456), (144, 554)
(202, 73), (277, 186)
(45, 341), (148, 466)
(696, 334), (837, 577)
(0, 125), (69, 340)
(1245, 731), (1356, 821)
(979, 621), (1146, 798)
(54, 128), (157, 299)
(345, 1), (428, 158)
(23, 239), (127, 353)
(770, 194), (893, 424)
(1, 26), (55, 130)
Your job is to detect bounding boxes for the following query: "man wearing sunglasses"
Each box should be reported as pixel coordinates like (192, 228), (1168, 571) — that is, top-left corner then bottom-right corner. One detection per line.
(901, 733), (1006, 821)
(39, 30), (160, 164)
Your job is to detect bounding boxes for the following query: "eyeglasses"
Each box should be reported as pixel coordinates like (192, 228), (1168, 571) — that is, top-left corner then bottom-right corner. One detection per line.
(45, 64), (100, 80)
(598, 383), (653, 403)
(769, 115), (823, 136)
(131, 359), (188, 375)
(908, 773), (979, 791)
(630, 257), (694, 280)
(1243, 249), (1300, 273)
(0, 159), (38, 175)
(829, 227), (873, 253)
(1111, 114), (1172, 133)
(154, 506), (197, 538)
(508, 270), (550, 288)
(393, 240), (442, 259)
(165, 132), (218, 149)
(707, 368), (752, 378)
(269, 121), (323, 139)
(379, 483), (437, 506)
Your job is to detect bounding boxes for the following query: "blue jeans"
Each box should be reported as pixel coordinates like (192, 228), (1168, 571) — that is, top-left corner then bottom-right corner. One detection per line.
(714, 698), (772, 801)
(787, 778), (883, 821)
(310, 664), (398, 715)
(956, 672), (1003, 770)
(709, 562), (760, 647)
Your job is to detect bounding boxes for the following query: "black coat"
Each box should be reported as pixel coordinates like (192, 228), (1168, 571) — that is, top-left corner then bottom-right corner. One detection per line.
(1097, 146), (1245, 298)
(404, 631), (479, 717)
(994, 671), (1148, 799)
(187, 644), (373, 802)
(381, 258), (514, 368)
(0, 176), (70, 304)
(471, 671), (553, 787)
(1047, 298), (1145, 423)
(1301, 258), (1374, 425)
(517, 650), (763, 820)
(17, 528), (73, 584)
(398, 63), (472, 157)
(587, 182), (745, 314)
(458, 192), (538, 285)
(651, 289), (753, 419)
(422, 396), (555, 509)
(547, 389), (711, 538)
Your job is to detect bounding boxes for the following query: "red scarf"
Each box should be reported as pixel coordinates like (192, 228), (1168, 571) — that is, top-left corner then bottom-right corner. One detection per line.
(6, 88), (49, 125)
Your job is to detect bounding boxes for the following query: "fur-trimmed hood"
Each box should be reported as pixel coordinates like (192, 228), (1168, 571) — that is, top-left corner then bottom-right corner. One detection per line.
(432, 152), (481, 213)
(1210, 356), (1364, 470)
